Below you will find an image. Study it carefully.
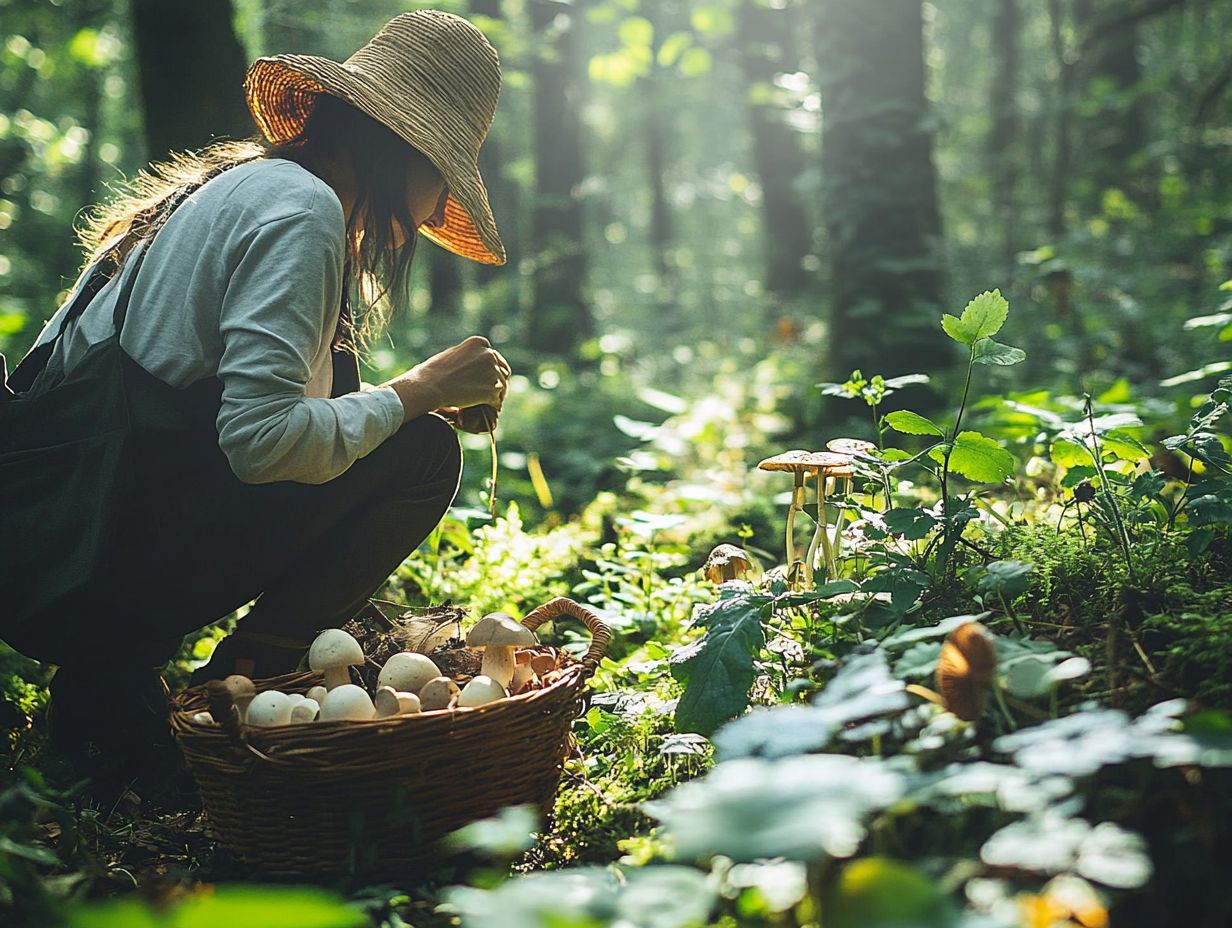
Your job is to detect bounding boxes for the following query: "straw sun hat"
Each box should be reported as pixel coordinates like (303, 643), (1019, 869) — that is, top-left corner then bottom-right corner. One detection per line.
(244, 9), (506, 265)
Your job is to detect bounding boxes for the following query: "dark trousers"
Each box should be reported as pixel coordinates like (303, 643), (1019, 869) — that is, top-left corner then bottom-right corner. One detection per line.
(22, 412), (461, 681)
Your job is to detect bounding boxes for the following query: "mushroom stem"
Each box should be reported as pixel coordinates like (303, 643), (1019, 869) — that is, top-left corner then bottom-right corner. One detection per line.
(831, 476), (847, 569)
(785, 471), (804, 580)
(323, 666), (351, 691)
(480, 646), (516, 689)
(818, 478), (837, 579)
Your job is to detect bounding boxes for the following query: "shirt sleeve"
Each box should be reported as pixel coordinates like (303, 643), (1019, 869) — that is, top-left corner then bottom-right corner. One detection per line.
(214, 203), (404, 485)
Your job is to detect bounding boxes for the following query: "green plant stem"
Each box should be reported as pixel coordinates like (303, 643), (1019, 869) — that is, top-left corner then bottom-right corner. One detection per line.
(1083, 395), (1135, 578)
(940, 347), (977, 569)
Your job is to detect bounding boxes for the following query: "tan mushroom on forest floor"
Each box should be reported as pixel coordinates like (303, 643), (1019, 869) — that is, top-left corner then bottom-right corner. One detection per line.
(703, 544), (753, 584)
(759, 450), (853, 586)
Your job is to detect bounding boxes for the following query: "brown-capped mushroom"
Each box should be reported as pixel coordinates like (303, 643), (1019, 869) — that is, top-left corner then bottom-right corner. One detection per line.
(936, 622), (998, 721)
(798, 451), (853, 583)
(703, 544), (753, 584)
(466, 613), (539, 688)
(221, 674), (256, 717)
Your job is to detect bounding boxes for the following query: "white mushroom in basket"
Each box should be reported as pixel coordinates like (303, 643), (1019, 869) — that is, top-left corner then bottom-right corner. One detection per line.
(307, 685), (327, 704)
(290, 698), (320, 723)
(465, 612), (538, 689)
(458, 675), (507, 708)
(319, 684), (376, 721)
(419, 676), (460, 711)
(377, 652), (441, 694)
(245, 690), (294, 727)
(374, 686), (422, 717)
(308, 629), (365, 690)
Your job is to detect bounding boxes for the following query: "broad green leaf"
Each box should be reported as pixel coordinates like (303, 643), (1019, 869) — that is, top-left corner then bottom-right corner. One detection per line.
(947, 431), (1015, 483)
(646, 754), (906, 862)
(883, 410), (944, 436)
(974, 559), (1033, 599)
(972, 337), (1026, 366)
(1051, 437), (1092, 468)
(70, 887), (367, 928)
(941, 290), (1009, 346)
(1101, 430), (1150, 462)
(829, 857), (955, 928)
(670, 590), (767, 735)
(883, 507), (938, 539)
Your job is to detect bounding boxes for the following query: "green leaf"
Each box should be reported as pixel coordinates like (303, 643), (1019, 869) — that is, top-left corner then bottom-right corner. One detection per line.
(947, 431), (1015, 483)
(830, 857), (954, 928)
(69, 887), (367, 928)
(882, 508), (938, 540)
(941, 290), (1009, 346)
(1051, 437), (1092, 468)
(883, 410), (944, 436)
(972, 337), (1026, 366)
(670, 590), (767, 735)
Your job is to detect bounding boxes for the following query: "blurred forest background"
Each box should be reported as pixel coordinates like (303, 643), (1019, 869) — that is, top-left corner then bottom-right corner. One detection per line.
(2, 0), (1230, 518)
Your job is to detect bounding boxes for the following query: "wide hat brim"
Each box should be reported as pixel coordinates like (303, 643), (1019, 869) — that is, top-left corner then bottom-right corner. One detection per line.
(244, 25), (506, 266)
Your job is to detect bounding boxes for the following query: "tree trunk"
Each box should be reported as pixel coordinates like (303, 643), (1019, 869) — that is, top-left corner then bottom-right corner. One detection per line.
(738, 0), (814, 304)
(643, 4), (676, 311)
(526, 0), (592, 358)
(129, 0), (251, 160)
(988, 0), (1020, 274)
(1047, 0), (1074, 236)
(469, 0), (518, 286)
(815, 0), (951, 383)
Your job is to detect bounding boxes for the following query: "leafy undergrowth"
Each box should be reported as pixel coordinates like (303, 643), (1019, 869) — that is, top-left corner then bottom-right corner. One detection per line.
(3, 290), (1232, 927)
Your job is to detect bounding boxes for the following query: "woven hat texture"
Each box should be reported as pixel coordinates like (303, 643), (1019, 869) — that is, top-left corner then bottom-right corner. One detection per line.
(245, 9), (505, 265)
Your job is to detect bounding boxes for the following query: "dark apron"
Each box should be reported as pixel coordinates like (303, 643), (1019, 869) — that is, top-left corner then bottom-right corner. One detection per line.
(0, 226), (359, 661)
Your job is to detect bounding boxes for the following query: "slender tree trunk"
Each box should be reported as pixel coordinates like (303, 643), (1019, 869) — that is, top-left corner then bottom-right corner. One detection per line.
(642, 5), (676, 309)
(815, 0), (951, 383)
(469, 0), (518, 286)
(1047, 0), (1074, 237)
(129, 0), (251, 160)
(526, 0), (592, 358)
(738, 0), (813, 304)
(427, 247), (463, 319)
(988, 0), (1020, 274)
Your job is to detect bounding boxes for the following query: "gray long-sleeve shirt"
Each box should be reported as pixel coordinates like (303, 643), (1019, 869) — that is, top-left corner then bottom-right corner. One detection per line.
(32, 158), (405, 485)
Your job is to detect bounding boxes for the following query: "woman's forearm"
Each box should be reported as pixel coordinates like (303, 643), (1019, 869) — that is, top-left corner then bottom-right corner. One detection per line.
(385, 368), (442, 424)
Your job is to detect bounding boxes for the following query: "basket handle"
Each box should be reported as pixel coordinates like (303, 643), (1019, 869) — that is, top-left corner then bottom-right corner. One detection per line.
(520, 597), (612, 672)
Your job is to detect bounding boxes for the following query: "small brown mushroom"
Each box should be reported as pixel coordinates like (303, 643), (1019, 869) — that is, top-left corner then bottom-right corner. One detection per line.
(703, 544), (753, 584)
(530, 653), (556, 677)
(761, 451), (853, 585)
(221, 675), (256, 717)
(936, 622), (998, 721)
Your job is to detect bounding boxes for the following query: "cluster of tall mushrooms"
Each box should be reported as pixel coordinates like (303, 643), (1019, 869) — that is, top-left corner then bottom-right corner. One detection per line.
(757, 439), (875, 586)
(193, 612), (564, 727)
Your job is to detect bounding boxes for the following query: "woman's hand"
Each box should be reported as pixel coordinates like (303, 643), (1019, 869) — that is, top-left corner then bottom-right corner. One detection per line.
(436, 404), (499, 433)
(385, 336), (510, 424)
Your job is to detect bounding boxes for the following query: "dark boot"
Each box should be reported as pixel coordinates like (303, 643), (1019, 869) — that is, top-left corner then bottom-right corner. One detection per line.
(47, 664), (196, 806)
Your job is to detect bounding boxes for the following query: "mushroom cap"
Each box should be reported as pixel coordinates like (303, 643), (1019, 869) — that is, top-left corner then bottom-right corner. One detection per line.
(245, 690), (294, 727)
(307, 685), (328, 704)
(936, 623), (998, 721)
(826, 438), (876, 456)
(419, 676), (461, 711)
(221, 674), (256, 704)
(466, 612), (538, 649)
(290, 698), (320, 722)
(319, 684), (376, 721)
(377, 652), (442, 694)
(704, 544), (753, 583)
(308, 629), (364, 672)
(458, 675), (508, 708)
(758, 450), (852, 474)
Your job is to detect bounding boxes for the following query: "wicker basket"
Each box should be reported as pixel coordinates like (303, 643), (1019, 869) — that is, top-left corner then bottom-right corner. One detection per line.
(170, 597), (611, 878)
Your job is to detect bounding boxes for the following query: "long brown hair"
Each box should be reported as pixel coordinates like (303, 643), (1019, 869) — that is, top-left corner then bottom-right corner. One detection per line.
(76, 94), (441, 350)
